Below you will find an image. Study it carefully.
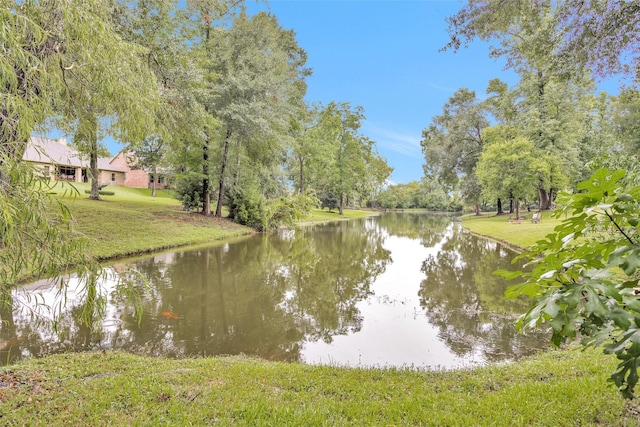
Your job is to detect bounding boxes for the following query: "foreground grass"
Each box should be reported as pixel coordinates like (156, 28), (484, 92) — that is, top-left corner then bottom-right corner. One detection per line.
(461, 210), (562, 250)
(2, 348), (637, 426)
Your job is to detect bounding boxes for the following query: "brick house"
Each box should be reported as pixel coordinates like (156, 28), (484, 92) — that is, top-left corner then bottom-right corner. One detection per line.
(23, 136), (125, 186)
(109, 151), (170, 189)
(109, 151), (150, 188)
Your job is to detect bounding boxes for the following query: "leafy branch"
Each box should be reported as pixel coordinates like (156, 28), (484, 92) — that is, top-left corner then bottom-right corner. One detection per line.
(500, 169), (640, 398)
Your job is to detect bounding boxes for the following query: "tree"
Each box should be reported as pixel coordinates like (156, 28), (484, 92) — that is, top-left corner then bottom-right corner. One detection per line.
(444, 0), (640, 82)
(502, 169), (640, 398)
(288, 102), (325, 194)
(420, 88), (489, 214)
(184, 1), (232, 215)
(45, 2), (160, 200)
(612, 88), (640, 154)
(201, 9), (308, 217)
(1, 2), (151, 330)
(475, 136), (545, 220)
(116, 0), (199, 198)
(312, 102), (391, 215)
(126, 138), (169, 197)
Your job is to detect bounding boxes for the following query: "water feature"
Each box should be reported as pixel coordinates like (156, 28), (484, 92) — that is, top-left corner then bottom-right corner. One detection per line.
(2, 213), (549, 368)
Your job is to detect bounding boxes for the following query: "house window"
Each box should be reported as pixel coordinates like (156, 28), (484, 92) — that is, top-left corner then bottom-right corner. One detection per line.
(111, 173), (116, 182)
(58, 166), (75, 181)
(43, 165), (50, 177)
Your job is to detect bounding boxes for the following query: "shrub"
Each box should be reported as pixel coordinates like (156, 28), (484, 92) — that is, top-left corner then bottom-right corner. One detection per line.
(227, 186), (268, 230)
(228, 188), (320, 231)
(175, 172), (204, 212)
(267, 191), (320, 229)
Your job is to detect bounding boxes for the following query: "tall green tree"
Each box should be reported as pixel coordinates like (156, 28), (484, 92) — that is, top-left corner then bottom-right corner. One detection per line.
(420, 88), (489, 215)
(1, 1), (151, 329)
(116, 0), (199, 200)
(444, 0), (640, 82)
(204, 10), (309, 217)
(186, 0), (243, 215)
(475, 136), (546, 219)
(54, 2), (159, 200)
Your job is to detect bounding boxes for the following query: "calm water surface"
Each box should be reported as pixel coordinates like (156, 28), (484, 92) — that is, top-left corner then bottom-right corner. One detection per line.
(3, 213), (549, 368)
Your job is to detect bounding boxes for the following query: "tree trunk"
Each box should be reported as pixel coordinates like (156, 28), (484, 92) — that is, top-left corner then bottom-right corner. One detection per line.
(215, 130), (232, 218)
(151, 164), (157, 197)
(202, 131), (211, 215)
(497, 197), (503, 215)
(299, 156), (305, 194)
(85, 114), (100, 201)
(232, 146), (241, 189)
(474, 203), (480, 216)
(538, 187), (550, 211)
(515, 196), (520, 220)
(339, 193), (344, 215)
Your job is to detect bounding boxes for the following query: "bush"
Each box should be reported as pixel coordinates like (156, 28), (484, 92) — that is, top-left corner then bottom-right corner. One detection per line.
(502, 169), (640, 398)
(175, 173), (204, 212)
(267, 191), (320, 229)
(319, 192), (339, 211)
(228, 188), (320, 231)
(227, 186), (268, 230)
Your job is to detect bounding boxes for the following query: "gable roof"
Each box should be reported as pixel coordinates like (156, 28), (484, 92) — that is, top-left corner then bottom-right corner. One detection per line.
(23, 137), (124, 173)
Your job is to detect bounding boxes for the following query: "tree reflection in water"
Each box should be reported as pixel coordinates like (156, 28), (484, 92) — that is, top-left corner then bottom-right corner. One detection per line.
(419, 224), (549, 362)
(4, 218), (391, 364)
(4, 214), (549, 367)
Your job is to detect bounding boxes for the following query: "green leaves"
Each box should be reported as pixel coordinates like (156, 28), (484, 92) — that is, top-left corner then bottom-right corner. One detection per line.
(505, 168), (640, 398)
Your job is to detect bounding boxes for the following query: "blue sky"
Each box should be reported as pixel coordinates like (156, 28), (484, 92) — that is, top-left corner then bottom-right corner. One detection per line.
(255, 0), (518, 184)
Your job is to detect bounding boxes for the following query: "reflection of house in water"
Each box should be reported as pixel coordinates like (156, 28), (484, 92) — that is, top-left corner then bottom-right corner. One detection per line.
(23, 137), (125, 186)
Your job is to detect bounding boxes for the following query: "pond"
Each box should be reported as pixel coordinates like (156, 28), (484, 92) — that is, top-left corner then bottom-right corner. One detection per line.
(1, 213), (549, 368)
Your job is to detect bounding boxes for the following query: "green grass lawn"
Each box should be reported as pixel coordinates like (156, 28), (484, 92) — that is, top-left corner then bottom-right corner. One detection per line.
(50, 183), (377, 260)
(307, 207), (377, 223)
(51, 182), (252, 260)
(461, 210), (562, 250)
(2, 347), (637, 426)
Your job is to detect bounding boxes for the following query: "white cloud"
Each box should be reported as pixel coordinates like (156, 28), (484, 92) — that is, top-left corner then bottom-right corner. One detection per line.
(426, 82), (457, 93)
(364, 123), (422, 156)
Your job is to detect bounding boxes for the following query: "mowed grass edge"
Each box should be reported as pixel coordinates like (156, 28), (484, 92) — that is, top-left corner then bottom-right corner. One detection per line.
(1, 348), (637, 426)
(51, 182), (376, 260)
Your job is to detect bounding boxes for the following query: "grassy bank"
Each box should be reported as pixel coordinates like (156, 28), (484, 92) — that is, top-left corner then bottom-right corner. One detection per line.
(460, 210), (562, 250)
(1, 348), (637, 426)
(53, 182), (252, 260)
(52, 182), (374, 260)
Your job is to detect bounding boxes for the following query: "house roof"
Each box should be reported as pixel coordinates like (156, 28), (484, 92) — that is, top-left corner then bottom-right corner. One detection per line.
(23, 137), (124, 173)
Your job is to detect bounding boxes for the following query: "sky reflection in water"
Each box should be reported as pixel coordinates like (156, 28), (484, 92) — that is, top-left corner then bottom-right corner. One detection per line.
(4, 214), (548, 368)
